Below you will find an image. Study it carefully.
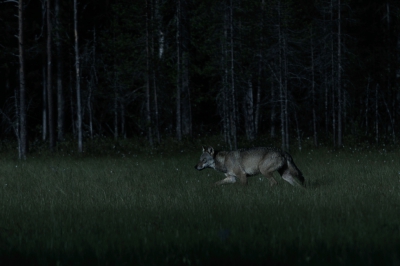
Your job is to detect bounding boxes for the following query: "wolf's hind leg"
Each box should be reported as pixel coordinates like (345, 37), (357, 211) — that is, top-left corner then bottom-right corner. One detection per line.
(260, 172), (277, 187)
(215, 174), (236, 186)
(259, 156), (284, 187)
(267, 176), (278, 187)
(260, 169), (278, 187)
(238, 172), (248, 185)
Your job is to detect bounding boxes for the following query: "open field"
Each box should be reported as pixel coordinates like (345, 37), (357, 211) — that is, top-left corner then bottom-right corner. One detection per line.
(0, 144), (400, 265)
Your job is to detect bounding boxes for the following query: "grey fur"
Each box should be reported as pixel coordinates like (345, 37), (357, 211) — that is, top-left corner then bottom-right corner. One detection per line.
(195, 146), (305, 187)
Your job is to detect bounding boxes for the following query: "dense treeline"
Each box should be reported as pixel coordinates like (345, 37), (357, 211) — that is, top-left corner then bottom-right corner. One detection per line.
(0, 0), (399, 157)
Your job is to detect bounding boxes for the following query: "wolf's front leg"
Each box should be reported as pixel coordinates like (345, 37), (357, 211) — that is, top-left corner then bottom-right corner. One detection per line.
(214, 174), (236, 186)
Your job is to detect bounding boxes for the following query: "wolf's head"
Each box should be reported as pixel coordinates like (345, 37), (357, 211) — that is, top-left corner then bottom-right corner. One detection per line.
(195, 146), (215, 170)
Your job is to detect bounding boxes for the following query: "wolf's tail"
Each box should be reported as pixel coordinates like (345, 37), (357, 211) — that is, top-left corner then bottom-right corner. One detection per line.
(283, 152), (305, 186)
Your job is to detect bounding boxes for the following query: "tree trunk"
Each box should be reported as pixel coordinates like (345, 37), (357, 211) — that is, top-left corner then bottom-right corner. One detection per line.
(153, 0), (161, 143)
(375, 84), (379, 144)
(18, 0), (27, 159)
(14, 86), (20, 151)
(270, 76), (276, 138)
(245, 77), (255, 140)
(47, 0), (55, 151)
(87, 30), (95, 139)
(255, 0), (264, 137)
(67, 68), (75, 136)
(365, 76), (370, 134)
(277, 0), (287, 151)
(294, 110), (301, 151)
(279, 42), (285, 150)
(113, 80), (118, 139)
(146, 0), (153, 145)
(332, 81), (336, 147)
(176, 0), (182, 141)
(283, 36), (289, 151)
(153, 76), (160, 143)
(385, 3), (396, 143)
(229, 0), (237, 149)
(87, 78), (93, 140)
(310, 28), (318, 147)
(255, 59), (261, 136)
(337, 0), (342, 147)
(5, 77), (19, 140)
(330, 0), (336, 147)
(325, 72), (328, 134)
(222, 4), (230, 147)
(120, 100), (126, 138)
(180, 0), (191, 137)
(393, 91), (399, 143)
(42, 66), (47, 141)
(87, 84), (93, 139)
(55, 0), (64, 141)
(74, 0), (83, 152)
(382, 91), (395, 143)
(181, 50), (192, 136)
(157, 0), (164, 59)
(219, 0), (237, 149)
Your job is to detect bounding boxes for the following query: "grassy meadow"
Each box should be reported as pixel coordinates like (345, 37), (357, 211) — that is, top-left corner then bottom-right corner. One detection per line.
(0, 140), (400, 265)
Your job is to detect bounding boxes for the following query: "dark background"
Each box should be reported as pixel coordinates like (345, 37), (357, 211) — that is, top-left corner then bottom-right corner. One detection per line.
(1, 0), (399, 151)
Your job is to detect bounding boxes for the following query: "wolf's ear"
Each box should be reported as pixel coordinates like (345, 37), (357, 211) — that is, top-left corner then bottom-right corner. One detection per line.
(202, 145), (206, 152)
(207, 146), (214, 155)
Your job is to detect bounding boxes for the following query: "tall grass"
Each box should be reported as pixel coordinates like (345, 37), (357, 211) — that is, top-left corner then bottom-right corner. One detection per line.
(0, 145), (399, 265)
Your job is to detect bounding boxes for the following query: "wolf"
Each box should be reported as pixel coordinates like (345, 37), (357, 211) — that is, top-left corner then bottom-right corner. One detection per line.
(195, 146), (305, 187)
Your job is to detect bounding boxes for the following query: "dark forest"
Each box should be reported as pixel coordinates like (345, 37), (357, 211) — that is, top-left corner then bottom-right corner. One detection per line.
(1, 0), (400, 158)
(2, 2), (400, 265)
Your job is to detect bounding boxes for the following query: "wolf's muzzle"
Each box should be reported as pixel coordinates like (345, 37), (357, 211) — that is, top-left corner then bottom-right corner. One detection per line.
(195, 164), (204, 171)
